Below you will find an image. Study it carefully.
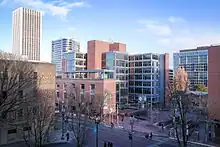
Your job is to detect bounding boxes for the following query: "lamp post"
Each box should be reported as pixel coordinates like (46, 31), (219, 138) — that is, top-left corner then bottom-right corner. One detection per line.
(95, 116), (101, 147)
(61, 100), (65, 140)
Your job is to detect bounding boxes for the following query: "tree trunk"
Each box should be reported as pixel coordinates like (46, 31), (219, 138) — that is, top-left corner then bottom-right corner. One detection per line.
(175, 123), (181, 147)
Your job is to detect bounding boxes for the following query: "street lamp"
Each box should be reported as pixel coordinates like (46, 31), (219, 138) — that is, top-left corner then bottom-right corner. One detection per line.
(61, 100), (65, 140)
(95, 116), (101, 147)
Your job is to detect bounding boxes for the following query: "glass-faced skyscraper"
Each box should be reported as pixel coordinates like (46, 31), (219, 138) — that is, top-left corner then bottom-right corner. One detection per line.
(12, 7), (42, 60)
(103, 52), (129, 106)
(173, 47), (208, 89)
(51, 38), (86, 76)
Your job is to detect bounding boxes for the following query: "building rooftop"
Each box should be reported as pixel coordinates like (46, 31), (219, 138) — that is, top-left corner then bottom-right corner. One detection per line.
(65, 69), (115, 73)
(28, 60), (53, 64)
(180, 44), (220, 52)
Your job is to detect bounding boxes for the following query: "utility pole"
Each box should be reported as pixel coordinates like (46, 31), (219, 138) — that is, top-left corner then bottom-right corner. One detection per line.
(61, 101), (65, 140)
(117, 104), (119, 126)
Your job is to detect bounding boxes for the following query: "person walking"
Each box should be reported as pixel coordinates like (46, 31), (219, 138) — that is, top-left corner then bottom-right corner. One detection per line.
(66, 131), (69, 141)
(150, 132), (153, 140)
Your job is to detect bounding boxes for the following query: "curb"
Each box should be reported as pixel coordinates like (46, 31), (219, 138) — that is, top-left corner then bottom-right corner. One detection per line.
(169, 137), (216, 147)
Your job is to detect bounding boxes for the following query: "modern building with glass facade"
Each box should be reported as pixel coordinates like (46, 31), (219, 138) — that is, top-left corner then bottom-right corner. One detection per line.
(62, 52), (87, 73)
(102, 51), (129, 106)
(173, 47), (208, 89)
(51, 38), (86, 76)
(129, 53), (160, 104)
(128, 53), (170, 107)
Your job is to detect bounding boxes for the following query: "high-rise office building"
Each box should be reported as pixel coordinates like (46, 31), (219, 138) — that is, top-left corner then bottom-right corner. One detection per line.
(12, 7), (42, 60)
(129, 53), (160, 104)
(51, 38), (85, 76)
(128, 53), (169, 106)
(103, 51), (129, 106)
(173, 47), (208, 89)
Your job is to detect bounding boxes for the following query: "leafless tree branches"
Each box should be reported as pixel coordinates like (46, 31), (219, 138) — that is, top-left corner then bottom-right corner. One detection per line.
(65, 84), (107, 147)
(169, 67), (192, 147)
(22, 89), (55, 147)
(0, 51), (37, 123)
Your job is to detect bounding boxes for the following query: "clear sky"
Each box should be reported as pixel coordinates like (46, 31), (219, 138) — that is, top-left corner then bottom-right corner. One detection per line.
(0, 0), (220, 67)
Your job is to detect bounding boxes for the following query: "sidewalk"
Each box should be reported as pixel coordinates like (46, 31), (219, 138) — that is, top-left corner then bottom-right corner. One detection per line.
(121, 117), (168, 136)
(47, 130), (75, 144)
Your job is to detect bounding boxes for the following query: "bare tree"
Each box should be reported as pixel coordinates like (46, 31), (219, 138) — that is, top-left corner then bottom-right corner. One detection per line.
(168, 67), (192, 147)
(66, 86), (90, 147)
(0, 51), (37, 123)
(65, 84), (108, 147)
(22, 89), (55, 147)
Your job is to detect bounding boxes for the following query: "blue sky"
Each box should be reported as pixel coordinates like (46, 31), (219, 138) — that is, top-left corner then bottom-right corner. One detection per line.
(1, 0), (220, 67)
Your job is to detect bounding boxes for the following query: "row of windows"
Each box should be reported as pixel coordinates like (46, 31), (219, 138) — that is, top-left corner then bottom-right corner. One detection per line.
(129, 75), (159, 80)
(129, 88), (153, 94)
(129, 54), (159, 61)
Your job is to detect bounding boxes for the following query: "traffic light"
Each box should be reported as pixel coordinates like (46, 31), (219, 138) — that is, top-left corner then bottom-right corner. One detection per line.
(129, 133), (132, 140)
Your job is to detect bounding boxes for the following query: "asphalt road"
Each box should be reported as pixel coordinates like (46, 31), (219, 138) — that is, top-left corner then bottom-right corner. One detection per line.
(52, 119), (166, 147)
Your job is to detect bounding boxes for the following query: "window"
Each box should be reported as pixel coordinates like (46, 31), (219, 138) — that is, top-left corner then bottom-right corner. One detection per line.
(81, 84), (85, 90)
(143, 54), (151, 60)
(19, 90), (23, 99)
(57, 92), (60, 97)
(152, 54), (159, 60)
(18, 109), (23, 118)
(3, 71), (8, 79)
(8, 129), (17, 134)
(19, 72), (23, 81)
(57, 84), (60, 88)
(64, 92), (67, 98)
(23, 126), (31, 131)
(2, 91), (7, 99)
(72, 83), (75, 88)
(90, 84), (95, 90)
(33, 72), (38, 79)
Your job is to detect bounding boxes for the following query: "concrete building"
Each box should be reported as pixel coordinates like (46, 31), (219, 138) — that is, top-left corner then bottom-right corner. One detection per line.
(87, 40), (126, 106)
(103, 51), (129, 106)
(12, 7), (42, 61)
(87, 40), (126, 70)
(173, 47), (208, 89)
(208, 45), (220, 139)
(51, 38), (85, 76)
(56, 70), (116, 114)
(0, 60), (56, 145)
(208, 45), (220, 121)
(128, 53), (169, 106)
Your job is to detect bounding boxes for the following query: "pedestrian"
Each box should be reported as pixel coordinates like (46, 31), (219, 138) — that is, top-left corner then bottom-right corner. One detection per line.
(104, 141), (107, 147)
(66, 131), (69, 141)
(150, 132), (153, 139)
(145, 133), (148, 139)
(111, 122), (114, 128)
